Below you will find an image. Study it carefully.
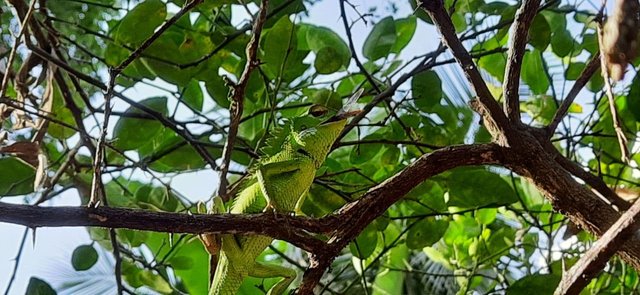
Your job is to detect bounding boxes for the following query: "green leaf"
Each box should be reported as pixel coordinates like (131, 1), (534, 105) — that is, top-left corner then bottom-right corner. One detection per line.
(181, 80), (203, 111)
(447, 168), (517, 208)
(406, 219), (448, 249)
(412, 70), (443, 111)
(363, 16), (397, 60)
(507, 274), (560, 295)
(169, 239), (210, 294)
(550, 29), (574, 57)
(169, 256), (194, 270)
(391, 17), (416, 54)
(49, 84), (77, 140)
(306, 25), (350, 71)
(443, 215), (480, 245)
(71, 244), (99, 271)
(139, 269), (173, 293)
(142, 30), (213, 87)
(522, 50), (549, 94)
(529, 14), (551, 51)
(478, 52), (507, 82)
(315, 47), (343, 74)
(0, 157), (35, 196)
(409, 0), (432, 23)
(303, 184), (347, 217)
(628, 73), (640, 121)
(262, 17), (309, 80)
(147, 141), (214, 173)
(350, 134), (383, 165)
(521, 95), (558, 125)
(565, 61), (585, 80)
(476, 208), (497, 225)
(582, 33), (598, 55)
(587, 70), (604, 92)
(349, 223), (378, 259)
(380, 146), (400, 166)
(205, 75), (230, 109)
(372, 224), (408, 295)
(26, 277), (57, 295)
(542, 11), (567, 32)
(115, 0), (167, 45)
(309, 88), (342, 110)
(113, 96), (167, 151)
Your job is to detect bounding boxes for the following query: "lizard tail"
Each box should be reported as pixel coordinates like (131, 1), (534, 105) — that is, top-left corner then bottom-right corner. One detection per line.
(209, 254), (245, 295)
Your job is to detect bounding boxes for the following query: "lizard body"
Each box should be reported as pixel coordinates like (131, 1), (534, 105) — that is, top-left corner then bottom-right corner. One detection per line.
(203, 90), (363, 295)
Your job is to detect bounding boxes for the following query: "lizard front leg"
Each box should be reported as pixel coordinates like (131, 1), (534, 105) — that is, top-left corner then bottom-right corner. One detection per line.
(255, 159), (305, 212)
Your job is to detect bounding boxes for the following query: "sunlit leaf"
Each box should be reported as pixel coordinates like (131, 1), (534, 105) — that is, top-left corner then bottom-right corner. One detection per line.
(0, 157), (35, 196)
(363, 16), (397, 60)
(522, 50), (549, 94)
(115, 0), (166, 45)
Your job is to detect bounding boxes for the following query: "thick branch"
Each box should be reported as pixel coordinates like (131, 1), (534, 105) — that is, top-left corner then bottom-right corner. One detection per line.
(554, 154), (629, 211)
(296, 143), (504, 293)
(555, 199), (640, 294)
(0, 202), (325, 253)
(502, 0), (541, 122)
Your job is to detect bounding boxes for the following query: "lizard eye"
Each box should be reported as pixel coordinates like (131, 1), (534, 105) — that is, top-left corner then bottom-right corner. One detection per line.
(309, 105), (329, 117)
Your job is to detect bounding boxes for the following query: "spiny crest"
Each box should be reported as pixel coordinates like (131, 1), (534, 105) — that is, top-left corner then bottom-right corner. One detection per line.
(260, 120), (293, 156)
(259, 107), (334, 156)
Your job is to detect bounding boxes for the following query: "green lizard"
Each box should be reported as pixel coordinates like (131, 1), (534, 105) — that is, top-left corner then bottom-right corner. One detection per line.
(201, 89), (363, 295)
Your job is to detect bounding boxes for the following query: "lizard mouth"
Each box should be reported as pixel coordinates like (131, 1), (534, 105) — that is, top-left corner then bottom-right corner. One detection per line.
(321, 109), (362, 125)
(320, 88), (364, 125)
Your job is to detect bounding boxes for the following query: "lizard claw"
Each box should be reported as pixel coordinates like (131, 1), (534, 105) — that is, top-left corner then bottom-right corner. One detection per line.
(87, 200), (100, 208)
(263, 202), (276, 214)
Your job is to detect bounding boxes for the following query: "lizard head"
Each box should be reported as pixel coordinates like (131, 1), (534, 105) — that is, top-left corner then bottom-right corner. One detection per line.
(292, 89), (364, 168)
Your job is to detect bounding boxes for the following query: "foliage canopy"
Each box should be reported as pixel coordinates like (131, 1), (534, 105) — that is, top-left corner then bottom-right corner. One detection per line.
(2, 0), (640, 294)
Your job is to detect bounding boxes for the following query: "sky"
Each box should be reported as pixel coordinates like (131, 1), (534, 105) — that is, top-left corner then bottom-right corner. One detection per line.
(0, 1), (431, 294)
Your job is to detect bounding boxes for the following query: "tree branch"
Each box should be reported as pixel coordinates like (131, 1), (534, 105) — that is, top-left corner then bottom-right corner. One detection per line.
(217, 0), (269, 199)
(502, 0), (541, 122)
(420, 0), (512, 144)
(555, 198), (640, 294)
(547, 53), (601, 135)
(296, 143), (505, 294)
(0, 202), (325, 253)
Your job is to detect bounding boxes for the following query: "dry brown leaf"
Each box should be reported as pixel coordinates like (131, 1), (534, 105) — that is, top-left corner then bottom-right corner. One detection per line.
(0, 141), (39, 166)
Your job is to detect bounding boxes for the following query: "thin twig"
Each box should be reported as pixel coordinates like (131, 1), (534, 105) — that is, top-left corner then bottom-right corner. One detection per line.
(35, 143), (82, 205)
(178, 0), (296, 69)
(109, 229), (124, 295)
(217, 0), (269, 200)
(597, 14), (630, 163)
(338, 0), (425, 153)
(113, 0), (203, 75)
(3, 228), (29, 295)
(89, 0), (205, 206)
(0, 0), (37, 98)
(547, 54), (601, 135)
